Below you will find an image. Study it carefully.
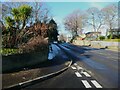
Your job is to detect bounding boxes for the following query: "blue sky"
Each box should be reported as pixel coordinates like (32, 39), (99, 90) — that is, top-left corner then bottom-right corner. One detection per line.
(45, 2), (118, 35)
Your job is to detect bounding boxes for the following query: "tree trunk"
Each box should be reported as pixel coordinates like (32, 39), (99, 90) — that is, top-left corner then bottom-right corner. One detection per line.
(21, 20), (26, 29)
(92, 14), (96, 32)
(109, 23), (113, 39)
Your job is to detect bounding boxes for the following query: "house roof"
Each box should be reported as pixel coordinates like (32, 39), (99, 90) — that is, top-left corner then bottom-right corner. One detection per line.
(85, 32), (101, 35)
(109, 28), (120, 32)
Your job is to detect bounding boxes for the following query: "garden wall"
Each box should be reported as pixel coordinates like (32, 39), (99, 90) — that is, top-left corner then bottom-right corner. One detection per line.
(2, 48), (48, 73)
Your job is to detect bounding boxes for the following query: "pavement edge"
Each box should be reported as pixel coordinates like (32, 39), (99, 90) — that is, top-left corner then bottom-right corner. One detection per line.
(2, 60), (72, 90)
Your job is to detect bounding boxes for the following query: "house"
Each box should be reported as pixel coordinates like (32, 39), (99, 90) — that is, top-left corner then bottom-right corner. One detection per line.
(79, 34), (86, 40)
(107, 28), (120, 36)
(85, 32), (101, 40)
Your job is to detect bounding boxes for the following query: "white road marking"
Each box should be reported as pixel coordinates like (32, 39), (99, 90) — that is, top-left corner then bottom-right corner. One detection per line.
(81, 80), (92, 88)
(81, 71), (91, 77)
(75, 72), (82, 77)
(76, 66), (83, 70)
(71, 66), (77, 70)
(74, 63), (77, 66)
(91, 80), (102, 88)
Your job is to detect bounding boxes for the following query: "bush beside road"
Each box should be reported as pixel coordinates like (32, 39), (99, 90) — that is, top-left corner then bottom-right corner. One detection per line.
(103, 39), (120, 42)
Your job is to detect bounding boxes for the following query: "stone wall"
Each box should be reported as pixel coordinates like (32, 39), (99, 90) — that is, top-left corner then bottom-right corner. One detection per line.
(73, 40), (91, 46)
(90, 41), (119, 48)
(73, 40), (119, 48)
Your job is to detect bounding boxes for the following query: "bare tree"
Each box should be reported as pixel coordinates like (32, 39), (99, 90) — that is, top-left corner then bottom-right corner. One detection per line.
(87, 7), (104, 33)
(29, 2), (42, 23)
(64, 10), (87, 38)
(29, 2), (51, 24)
(102, 4), (118, 35)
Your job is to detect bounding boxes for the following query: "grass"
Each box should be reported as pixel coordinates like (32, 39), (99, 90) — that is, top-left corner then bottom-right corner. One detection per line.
(103, 39), (120, 42)
(0, 48), (20, 55)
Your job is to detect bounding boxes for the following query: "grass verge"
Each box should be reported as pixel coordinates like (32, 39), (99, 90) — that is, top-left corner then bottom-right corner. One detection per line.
(103, 39), (120, 42)
(0, 48), (20, 55)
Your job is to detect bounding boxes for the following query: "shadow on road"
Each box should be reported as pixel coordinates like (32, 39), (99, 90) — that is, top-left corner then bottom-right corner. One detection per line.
(55, 43), (103, 64)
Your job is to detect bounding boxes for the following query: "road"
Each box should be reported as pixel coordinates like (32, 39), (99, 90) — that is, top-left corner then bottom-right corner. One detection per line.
(23, 43), (119, 88)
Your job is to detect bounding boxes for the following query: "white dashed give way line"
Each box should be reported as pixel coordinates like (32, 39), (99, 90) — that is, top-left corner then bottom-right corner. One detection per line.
(81, 71), (91, 77)
(91, 80), (102, 88)
(71, 66), (77, 70)
(81, 80), (102, 88)
(71, 64), (103, 88)
(75, 72), (82, 77)
(81, 80), (92, 88)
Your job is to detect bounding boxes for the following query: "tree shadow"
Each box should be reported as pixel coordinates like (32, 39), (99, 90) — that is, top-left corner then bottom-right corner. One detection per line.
(56, 43), (102, 64)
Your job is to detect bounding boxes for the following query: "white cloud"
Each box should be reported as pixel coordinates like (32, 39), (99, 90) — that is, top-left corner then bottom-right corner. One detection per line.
(89, 2), (105, 9)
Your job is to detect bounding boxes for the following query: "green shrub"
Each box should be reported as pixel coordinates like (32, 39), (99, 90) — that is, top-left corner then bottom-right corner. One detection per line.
(107, 34), (112, 39)
(1, 48), (20, 55)
(107, 34), (120, 39)
(99, 36), (105, 40)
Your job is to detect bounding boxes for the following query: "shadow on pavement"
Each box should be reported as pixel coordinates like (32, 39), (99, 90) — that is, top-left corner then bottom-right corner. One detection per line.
(3, 45), (69, 74)
(2, 44), (70, 88)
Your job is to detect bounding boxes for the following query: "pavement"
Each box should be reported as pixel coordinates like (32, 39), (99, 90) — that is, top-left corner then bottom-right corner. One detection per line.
(2, 44), (72, 90)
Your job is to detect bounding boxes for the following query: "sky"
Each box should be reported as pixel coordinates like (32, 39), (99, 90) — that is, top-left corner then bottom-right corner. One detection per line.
(1, 0), (119, 2)
(1, 0), (119, 36)
(45, 2), (118, 35)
